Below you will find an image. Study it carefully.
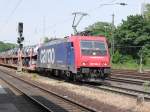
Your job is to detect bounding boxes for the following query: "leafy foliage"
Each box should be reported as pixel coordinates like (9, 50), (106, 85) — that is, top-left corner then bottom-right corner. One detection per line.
(114, 15), (150, 62)
(85, 22), (112, 40)
(144, 4), (150, 21)
(43, 37), (56, 43)
(0, 41), (16, 52)
(112, 50), (122, 63)
(43, 37), (50, 43)
(85, 14), (150, 66)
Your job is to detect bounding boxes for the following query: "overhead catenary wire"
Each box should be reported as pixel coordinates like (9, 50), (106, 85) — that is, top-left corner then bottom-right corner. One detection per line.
(0, 0), (23, 32)
(34, 17), (72, 35)
(26, 0), (122, 38)
(47, 0), (119, 31)
(87, 0), (119, 13)
(34, 0), (120, 35)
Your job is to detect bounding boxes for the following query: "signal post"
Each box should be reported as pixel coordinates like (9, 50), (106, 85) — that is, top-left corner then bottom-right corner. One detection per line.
(17, 22), (24, 72)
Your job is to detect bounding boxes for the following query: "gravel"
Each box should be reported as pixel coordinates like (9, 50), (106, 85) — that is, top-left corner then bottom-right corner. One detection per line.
(1, 66), (150, 112)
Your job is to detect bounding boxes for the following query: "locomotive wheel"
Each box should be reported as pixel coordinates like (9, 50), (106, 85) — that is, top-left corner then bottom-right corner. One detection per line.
(64, 71), (76, 81)
(55, 70), (59, 76)
(101, 74), (106, 80)
(64, 71), (70, 81)
(73, 74), (76, 82)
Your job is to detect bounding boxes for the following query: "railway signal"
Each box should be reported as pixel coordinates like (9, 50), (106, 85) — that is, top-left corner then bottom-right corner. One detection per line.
(17, 22), (24, 48)
(17, 22), (24, 72)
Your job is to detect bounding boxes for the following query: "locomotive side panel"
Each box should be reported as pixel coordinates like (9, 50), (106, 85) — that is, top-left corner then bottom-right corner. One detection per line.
(37, 42), (75, 72)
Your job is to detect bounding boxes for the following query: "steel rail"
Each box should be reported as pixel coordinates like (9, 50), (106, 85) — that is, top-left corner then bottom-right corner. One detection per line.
(107, 77), (145, 85)
(0, 75), (54, 112)
(1, 64), (150, 103)
(111, 73), (150, 80)
(83, 82), (150, 101)
(0, 68), (96, 112)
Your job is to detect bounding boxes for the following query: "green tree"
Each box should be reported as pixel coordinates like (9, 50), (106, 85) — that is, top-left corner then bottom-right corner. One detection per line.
(144, 4), (150, 21)
(114, 14), (150, 64)
(0, 41), (16, 52)
(43, 37), (57, 43)
(83, 15), (150, 65)
(85, 22), (112, 40)
(43, 37), (50, 43)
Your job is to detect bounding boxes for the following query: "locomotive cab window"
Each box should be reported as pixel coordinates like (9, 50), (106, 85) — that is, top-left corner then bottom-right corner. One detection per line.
(80, 40), (107, 56)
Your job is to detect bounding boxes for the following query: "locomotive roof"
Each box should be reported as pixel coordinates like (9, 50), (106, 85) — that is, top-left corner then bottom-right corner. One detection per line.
(42, 38), (68, 47)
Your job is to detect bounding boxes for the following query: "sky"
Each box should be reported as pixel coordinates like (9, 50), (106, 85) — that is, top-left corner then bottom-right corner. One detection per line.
(0, 0), (150, 45)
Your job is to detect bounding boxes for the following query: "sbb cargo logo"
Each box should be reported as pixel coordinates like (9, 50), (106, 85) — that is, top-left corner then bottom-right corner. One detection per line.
(40, 48), (55, 64)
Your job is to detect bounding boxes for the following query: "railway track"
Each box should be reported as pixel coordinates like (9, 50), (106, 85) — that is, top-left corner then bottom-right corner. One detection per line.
(85, 81), (150, 101)
(112, 69), (150, 73)
(1, 64), (150, 104)
(107, 76), (147, 85)
(112, 69), (150, 75)
(111, 73), (150, 81)
(71, 77), (150, 101)
(0, 68), (96, 112)
(0, 76), (51, 112)
(1, 63), (150, 80)
(112, 69), (150, 81)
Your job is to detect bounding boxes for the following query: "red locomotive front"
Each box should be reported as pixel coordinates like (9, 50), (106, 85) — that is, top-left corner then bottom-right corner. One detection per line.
(69, 36), (111, 81)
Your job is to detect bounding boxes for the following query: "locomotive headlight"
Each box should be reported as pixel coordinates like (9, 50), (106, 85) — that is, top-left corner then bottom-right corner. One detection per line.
(82, 62), (86, 66)
(104, 63), (107, 66)
(82, 62), (88, 66)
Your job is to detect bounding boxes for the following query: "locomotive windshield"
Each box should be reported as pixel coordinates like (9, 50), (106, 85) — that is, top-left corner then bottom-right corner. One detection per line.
(80, 40), (107, 56)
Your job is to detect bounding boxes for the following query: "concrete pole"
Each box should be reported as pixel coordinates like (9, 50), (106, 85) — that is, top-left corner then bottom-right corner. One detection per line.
(112, 13), (115, 56)
(139, 51), (143, 73)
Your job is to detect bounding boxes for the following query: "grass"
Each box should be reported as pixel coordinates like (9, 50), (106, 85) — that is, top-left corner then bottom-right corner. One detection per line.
(112, 63), (138, 70)
(112, 63), (150, 70)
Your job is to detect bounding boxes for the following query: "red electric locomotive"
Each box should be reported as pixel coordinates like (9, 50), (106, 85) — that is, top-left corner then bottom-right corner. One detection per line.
(68, 35), (111, 81)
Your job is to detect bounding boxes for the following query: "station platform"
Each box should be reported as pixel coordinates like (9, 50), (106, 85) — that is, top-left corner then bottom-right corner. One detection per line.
(0, 79), (20, 112)
(0, 79), (42, 112)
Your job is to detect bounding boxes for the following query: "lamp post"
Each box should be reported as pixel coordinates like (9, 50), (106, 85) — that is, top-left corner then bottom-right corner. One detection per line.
(100, 2), (127, 56)
(104, 25), (108, 37)
(139, 46), (144, 73)
(110, 3), (127, 56)
(111, 13), (115, 56)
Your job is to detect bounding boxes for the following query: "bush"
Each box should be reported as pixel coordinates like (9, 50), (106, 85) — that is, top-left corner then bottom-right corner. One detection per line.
(145, 57), (150, 66)
(121, 55), (135, 63)
(112, 50), (122, 63)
